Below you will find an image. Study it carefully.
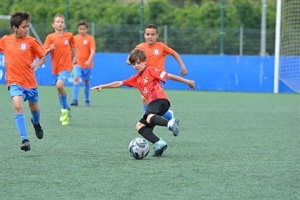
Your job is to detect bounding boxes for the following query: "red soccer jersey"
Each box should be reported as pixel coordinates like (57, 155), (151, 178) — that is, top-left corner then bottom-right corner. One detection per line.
(0, 34), (45, 88)
(135, 42), (176, 71)
(122, 67), (169, 102)
(74, 33), (96, 68)
(43, 32), (75, 74)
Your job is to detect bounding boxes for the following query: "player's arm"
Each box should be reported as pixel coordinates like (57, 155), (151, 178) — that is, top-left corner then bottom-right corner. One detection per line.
(31, 56), (46, 70)
(90, 81), (124, 92)
(71, 46), (77, 65)
(172, 52), (188, 76)
(167, 73), (195, 90)
(85, 48), (95, 66)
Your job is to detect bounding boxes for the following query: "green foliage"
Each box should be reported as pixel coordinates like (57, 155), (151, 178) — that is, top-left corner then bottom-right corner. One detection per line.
(0, 0), (277, 55)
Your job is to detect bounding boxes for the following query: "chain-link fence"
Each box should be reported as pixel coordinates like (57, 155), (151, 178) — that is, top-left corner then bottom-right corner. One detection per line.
(23, 23), (274, 55)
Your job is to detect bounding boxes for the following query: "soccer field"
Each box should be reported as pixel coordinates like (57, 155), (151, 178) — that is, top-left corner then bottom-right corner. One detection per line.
(0, 85), (299, 200)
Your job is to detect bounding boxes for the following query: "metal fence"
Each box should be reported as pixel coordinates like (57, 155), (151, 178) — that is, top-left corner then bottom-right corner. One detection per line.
(1, 23), (275, 55)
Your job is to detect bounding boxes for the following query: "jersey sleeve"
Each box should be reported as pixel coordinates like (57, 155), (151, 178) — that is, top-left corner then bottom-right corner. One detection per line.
(32, 38), (46, 58)
(122, 75), (137, 88)
(69, 33), (76, 48)
(0, 36), (5, 52)
(90, 35), (96, 50)
(162, 43), (176, 55)
(43, 34), (52, 50)
(149, 68), (168, 82)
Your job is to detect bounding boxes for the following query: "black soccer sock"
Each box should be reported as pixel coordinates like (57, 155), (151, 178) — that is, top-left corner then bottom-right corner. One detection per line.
(138, 126), (160, 144)
(150, 115), (168, 127)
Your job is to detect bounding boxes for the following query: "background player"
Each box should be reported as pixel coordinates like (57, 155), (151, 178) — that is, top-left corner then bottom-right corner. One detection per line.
(126, 24), (188, 120)
(44, 14), (77, 125)
(70, 19), (96, 106)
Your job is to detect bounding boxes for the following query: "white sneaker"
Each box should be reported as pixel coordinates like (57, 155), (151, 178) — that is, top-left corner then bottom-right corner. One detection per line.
(168, 118), (180, 136)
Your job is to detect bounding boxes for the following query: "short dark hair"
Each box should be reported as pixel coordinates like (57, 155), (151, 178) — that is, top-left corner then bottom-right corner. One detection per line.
(128, 49), (146, 64)
(144, 24), (158, 33)
(10, 11), (31, 30)
(77, 19), (88, 28)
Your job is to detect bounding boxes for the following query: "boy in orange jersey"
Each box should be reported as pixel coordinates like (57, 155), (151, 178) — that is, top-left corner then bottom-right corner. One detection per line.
(44, 14), (77, 126)
(70, 19), (96, 106)
(126, 24), (188, 120)
(0, 11), (46, 151)
(92, 49), (195, 156)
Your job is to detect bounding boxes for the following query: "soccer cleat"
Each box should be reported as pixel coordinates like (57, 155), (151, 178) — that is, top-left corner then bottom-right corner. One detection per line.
(85, 100), (90, 106)
(168, 118), (180, 136)
(20, 139), (31, 151)
(31, 119), (44, 139)
(61, 108), (71, 126)
(153, 139), (168, 157)
(70, 100), (78, 106)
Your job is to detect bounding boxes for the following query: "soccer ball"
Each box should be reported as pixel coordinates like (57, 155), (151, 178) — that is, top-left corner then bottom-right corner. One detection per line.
(128, 138), (150, 160)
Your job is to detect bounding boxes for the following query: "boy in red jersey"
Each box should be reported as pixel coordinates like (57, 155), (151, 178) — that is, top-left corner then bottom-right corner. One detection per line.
(91, 49), (195, 156)
(70, 19), (96, 106)
(0, 11), (46, 151)
(126, 24), (188, 120)
(44, 14), (77, 126)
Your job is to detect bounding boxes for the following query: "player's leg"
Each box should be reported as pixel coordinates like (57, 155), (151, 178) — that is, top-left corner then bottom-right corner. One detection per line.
(71, 66), (81, 106)
(163, 110), (174, 120)
(9, 85), (30, 151)
(143, 95), (173, 120)
(146, 99), (180, 136)
(56, 71), (71, 125)
(140, 99), (173, 156)
(26, 88), (44, 139)
(141, 95), (148, 112)
(136, 121), (167, 157)
(82, 68), (92, 106)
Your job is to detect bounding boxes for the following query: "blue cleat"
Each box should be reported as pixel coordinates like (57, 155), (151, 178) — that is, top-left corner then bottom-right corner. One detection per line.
(85, 100), (90, 106)
(70, 100), (78, 106)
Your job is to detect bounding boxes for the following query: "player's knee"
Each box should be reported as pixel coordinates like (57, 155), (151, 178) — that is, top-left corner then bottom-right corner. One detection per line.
(136, 122), (145, 131)
(146, 114), (155, 124)
(74, 77), (80, 84)
(14, 104), (23, 113)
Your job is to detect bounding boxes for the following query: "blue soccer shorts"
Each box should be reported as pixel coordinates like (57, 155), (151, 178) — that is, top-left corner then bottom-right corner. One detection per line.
(52, 70), (71, 85)
(9, 84), (39, 102)
(73, 66), (92, 81)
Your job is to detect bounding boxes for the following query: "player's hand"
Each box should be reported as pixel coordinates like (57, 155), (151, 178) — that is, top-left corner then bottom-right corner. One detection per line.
(90, 85), (103, 92)
(72, 57), (77, 65)
(188, 80), (195, 90)
(181, 69), (188, 76)
(30, 62), (39, 71)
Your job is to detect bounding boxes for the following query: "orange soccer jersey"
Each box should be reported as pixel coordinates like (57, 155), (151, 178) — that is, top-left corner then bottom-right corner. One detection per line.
(74, 33), (96, 68)
(135, 42), (176, 71)
(122, 67), (169, 102)
(0, 35), (45, 88)
(43, 32), (75, 74)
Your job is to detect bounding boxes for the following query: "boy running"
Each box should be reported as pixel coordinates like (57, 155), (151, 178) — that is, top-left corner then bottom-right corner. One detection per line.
(92, 49), (195, 156)
(44, 14), (77, 126)
(126, 24), (188, 120)
(0, 11), (46, 151)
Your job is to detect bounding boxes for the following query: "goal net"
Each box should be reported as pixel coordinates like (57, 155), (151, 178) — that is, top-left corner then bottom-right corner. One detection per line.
(275, 0), (300, 93)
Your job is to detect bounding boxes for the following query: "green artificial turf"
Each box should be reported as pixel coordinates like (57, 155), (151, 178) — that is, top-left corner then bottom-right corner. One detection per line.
(0, 85), (299, 200)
